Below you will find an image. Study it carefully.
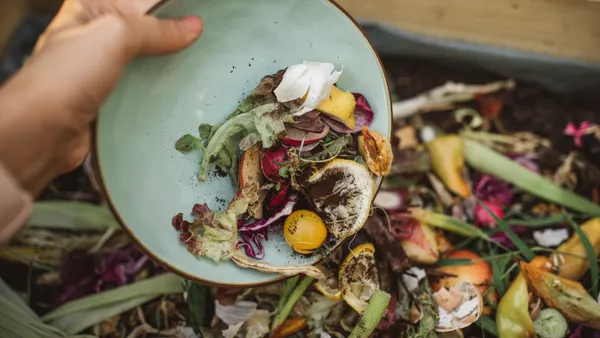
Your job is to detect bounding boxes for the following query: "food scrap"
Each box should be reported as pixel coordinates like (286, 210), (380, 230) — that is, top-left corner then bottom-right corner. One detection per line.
(15, 58), (600, 338)
(172, 61), (391, 276)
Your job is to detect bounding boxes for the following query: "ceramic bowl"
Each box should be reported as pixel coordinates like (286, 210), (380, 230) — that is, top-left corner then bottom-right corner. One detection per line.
(95, 0), (391, 286)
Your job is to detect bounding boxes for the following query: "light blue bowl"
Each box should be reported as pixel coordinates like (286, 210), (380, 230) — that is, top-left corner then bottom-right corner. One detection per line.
(95, 0), (391, 286)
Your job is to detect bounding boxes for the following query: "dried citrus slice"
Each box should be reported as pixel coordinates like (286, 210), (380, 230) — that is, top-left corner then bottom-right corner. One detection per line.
(339, 243), (380, 314)
(304, 159), (375, 239)
(313, 264), (342, 300)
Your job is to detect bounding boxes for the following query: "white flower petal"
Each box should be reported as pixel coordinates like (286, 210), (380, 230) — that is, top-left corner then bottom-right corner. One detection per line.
(274, 61), (343, 116)
(215, 300), (258, 326)
(274, 64), (309, 102)
(222, 322), (244, 338)
(244, 309), (270, 338)
(533, 229), (569, 247)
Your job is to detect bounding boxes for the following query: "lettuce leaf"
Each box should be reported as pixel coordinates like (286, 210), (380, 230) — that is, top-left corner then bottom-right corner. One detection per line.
(173, 192), (254, 262)
(227, 69), (285, 119)
(199, 103), (286, 182)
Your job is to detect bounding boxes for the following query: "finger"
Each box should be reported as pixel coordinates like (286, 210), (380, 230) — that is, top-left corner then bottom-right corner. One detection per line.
(124, 15), (203, 57)
(126, 0), (166, 15)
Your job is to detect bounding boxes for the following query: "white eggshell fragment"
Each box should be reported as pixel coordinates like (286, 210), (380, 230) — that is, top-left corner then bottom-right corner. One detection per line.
(434, 281), (483, 332)
(274, 61), (343, 116)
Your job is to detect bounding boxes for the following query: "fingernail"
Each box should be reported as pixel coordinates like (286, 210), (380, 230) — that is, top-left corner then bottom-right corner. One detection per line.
(182, 16), (203, 35)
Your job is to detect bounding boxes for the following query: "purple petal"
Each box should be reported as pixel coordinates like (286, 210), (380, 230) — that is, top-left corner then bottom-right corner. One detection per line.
(321, 93), (374, 134)
(490, 226), (528, 248)
(474, 175), (513, 207)
(569, 325), (583, 338)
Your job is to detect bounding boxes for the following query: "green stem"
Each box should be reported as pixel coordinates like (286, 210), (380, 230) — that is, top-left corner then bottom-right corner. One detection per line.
(270, 276), (313, 335)
(348, 290), (391, 338)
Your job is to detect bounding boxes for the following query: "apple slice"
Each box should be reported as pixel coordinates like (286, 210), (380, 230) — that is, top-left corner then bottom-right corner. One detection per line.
(239, 144), (265, 219)
(281, 125), (330, 147)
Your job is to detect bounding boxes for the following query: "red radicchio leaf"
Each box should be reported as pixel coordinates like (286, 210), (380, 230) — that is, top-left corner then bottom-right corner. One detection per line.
(191, 203), (215, 230)
(268, 184), (290, 209)
(239, 194), (298, 232)
(172, 213), (184, 231)
(237, 232), (267, 259)
(261, 146), (289, 182)
(322, 93), (374, 133)
(288, 110), (325, 133)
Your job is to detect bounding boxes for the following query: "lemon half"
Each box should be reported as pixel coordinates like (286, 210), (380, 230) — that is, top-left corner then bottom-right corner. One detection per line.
(313, 264), (342, 300)
(304, 159), (375, 239)
(339, 243), (380, 314)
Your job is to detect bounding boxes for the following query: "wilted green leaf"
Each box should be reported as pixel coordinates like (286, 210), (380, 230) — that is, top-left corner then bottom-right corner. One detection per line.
(198, 124), (213, 140)
(175, 134), (204, 154)
(0, 278), (95, 338)
(187, 282), (211, 332)
(27, 202), (118, 231)
(43, 274), (184, 334)
(305, 135), (352, 162)
(476, 315), (498, 336)
(409, 208), (489, 239)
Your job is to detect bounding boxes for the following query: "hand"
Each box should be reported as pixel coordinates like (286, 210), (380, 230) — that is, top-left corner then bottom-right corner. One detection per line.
(0, 0), (202, 195)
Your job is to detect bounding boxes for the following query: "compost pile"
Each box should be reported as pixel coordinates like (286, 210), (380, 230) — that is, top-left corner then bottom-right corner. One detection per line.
(2, 57), (600, 338)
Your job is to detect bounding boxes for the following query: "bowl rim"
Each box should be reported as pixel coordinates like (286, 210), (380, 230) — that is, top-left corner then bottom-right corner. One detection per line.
(91, 0), (393, 287)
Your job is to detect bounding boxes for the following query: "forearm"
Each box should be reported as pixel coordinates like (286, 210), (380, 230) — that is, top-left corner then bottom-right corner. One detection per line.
(0, 63), (80, 195)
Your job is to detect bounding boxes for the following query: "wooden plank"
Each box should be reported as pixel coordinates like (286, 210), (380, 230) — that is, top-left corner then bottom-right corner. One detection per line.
(337, 0), (600, 64)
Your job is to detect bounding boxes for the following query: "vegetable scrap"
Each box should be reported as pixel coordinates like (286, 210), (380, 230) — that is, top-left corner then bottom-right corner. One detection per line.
(172, 61), (389, 276)
(7, 57), (600, 338)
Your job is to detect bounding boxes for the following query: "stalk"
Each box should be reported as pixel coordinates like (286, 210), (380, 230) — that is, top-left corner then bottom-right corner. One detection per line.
(348, 290), (391, 338)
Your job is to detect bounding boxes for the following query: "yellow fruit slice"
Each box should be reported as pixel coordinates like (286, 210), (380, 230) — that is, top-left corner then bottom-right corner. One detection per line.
(304, 159), (375, 239)
(316, 86), (356, 129)
(339, 243), (380, 314)
(313, 264), (342, 300)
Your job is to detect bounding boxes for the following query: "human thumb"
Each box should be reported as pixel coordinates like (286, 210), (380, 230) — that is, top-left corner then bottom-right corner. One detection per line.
(124, 15), (203, 57)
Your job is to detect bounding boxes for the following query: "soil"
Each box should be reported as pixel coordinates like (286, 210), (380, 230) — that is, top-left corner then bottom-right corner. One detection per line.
(382, 57), (600, 163)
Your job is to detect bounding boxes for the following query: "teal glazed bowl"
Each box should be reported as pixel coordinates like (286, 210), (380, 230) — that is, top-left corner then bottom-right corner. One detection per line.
(95, 0), (391, 286)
